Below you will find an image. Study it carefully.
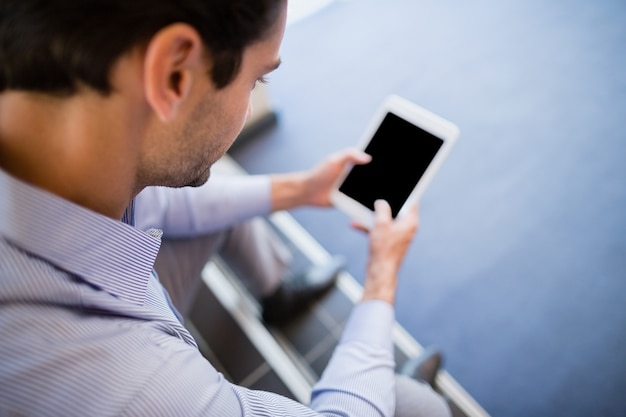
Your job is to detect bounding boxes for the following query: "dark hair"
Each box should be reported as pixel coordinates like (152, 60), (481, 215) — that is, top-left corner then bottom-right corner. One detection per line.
(0, 0), (283, 95)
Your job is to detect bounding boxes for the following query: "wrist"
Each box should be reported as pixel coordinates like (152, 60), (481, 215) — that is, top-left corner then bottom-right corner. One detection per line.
(361, 282), (396, 305)
(270, 171), (308, 211)
(361, 261), (398, 305)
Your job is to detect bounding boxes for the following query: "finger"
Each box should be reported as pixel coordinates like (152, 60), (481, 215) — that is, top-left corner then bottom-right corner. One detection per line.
(337, 148), (371, 165)
(350, 220), (370, 234)
(374, 199), (392, 223)
(350, 150), (372, 165)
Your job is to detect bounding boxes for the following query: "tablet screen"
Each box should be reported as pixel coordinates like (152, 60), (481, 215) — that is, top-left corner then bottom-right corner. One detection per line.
(338, 112), (444, 217)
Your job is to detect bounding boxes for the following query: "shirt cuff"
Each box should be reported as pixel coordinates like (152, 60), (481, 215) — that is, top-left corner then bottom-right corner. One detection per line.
(340, 300), (395, 351)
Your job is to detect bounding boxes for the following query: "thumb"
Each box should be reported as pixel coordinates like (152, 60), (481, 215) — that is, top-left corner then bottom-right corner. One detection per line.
(374, 199), (392, 223)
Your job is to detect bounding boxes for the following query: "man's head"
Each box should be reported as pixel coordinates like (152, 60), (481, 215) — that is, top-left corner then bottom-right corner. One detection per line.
(0, 0), (284, 96)
(0, 0), (287, 216)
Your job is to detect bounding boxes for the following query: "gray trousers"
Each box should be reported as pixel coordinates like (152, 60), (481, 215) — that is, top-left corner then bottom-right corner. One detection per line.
(154, 218), (451, 417)
(154, 217), (291, 316)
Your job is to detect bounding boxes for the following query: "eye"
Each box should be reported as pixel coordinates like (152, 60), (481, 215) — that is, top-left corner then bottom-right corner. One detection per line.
(253, 76), (269, 89)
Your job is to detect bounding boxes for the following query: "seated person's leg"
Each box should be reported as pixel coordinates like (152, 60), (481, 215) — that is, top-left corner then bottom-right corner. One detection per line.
(154, 232), (226, 316)
(218, 217), (344, 324)
(155, 217), (343, 323)
(217, 216), (292, 298)
(394, 376), (451, 417)
(394, 348), (451, 417)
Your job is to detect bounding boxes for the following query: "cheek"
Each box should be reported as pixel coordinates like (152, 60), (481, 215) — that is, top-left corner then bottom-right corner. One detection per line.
(246, 101), (253, 121)
(239, 88), (253, 117)
(206, 86), (255, 148)
(233, 92), (254, 131)
(217, 96), (253, 149)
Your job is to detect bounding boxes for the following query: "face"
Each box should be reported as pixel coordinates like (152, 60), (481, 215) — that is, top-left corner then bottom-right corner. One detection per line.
(139, 2), (287, 189)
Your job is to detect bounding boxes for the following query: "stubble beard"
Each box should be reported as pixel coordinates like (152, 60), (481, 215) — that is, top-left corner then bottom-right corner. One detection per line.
(137, 92), (243, 191)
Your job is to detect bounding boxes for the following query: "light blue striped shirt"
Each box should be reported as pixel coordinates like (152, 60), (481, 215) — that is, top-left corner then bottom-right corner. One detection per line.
(0, 169), (397, 416)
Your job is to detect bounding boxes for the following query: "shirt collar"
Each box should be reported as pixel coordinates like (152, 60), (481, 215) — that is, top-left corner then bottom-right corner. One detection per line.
(0, 169), (162, 305)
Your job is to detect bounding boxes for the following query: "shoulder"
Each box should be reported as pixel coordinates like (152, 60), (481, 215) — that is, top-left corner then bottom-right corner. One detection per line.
(0, 305), (236, 415)
(0, 238), (81, 305)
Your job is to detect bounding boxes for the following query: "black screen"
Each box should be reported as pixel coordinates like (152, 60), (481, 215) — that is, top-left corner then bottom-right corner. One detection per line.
(339, 112), (444, 217)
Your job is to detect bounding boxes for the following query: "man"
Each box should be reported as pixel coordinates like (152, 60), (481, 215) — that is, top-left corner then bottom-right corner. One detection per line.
(0, 0), (451, 415)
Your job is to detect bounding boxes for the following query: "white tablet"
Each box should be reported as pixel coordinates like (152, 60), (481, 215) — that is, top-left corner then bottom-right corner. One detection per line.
(331, 94), (460, 229)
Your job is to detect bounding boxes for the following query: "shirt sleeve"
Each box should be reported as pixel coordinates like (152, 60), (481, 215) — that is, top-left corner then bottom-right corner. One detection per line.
(310, 300), (397, 416)
(134, 175), (272, 237)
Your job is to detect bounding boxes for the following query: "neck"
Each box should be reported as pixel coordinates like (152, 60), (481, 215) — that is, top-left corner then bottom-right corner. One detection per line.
(0, 90), (144, 219)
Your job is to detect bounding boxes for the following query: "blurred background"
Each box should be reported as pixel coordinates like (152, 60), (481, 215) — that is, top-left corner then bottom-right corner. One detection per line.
(230, 0), (626, 416)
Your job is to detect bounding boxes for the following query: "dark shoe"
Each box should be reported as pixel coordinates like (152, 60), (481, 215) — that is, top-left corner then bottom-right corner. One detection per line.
(400, 346), (443, 388)
(261, 256), (345, 325)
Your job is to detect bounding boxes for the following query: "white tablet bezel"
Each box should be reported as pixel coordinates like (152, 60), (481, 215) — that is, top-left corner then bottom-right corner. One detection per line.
(330, 94), (460, 229)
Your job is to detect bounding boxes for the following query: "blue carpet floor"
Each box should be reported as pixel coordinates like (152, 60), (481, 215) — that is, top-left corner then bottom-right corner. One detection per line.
(230, 1), (626, 415)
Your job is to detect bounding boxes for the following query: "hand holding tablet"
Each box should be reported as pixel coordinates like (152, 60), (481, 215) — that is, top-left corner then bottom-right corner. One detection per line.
(330, 95), (460, 229)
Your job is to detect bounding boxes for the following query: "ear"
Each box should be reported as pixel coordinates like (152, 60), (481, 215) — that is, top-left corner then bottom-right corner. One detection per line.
(143, 23), (205, 122)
